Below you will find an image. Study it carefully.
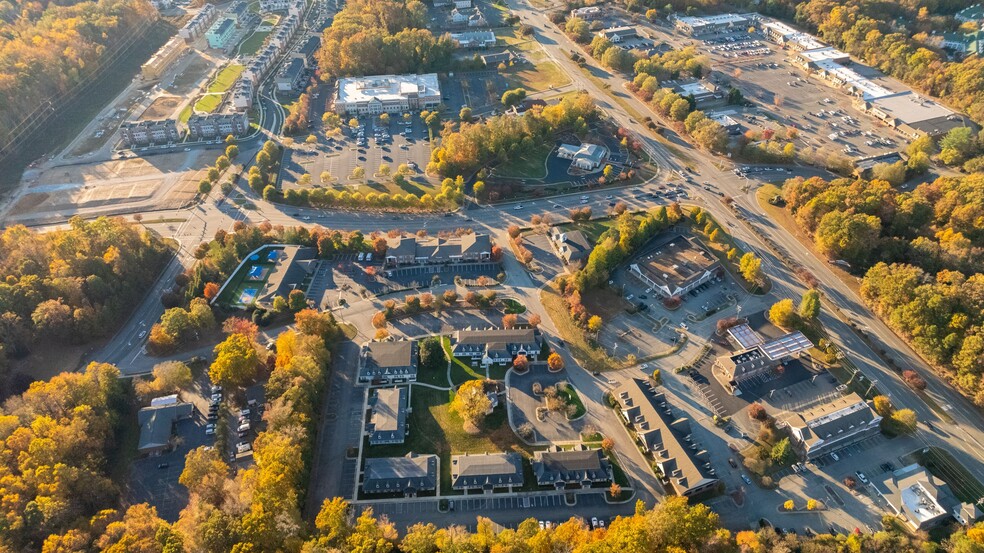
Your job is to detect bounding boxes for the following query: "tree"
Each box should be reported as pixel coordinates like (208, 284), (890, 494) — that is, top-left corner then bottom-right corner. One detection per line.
(379, 113), (390, 125)
(768, 299), (798, 328)
(547, 352), (565, 371)
(601, 437), (615, 451)
(502, 313), (518, 329)
(306, 134), (318, 144)
(770, 437), (794, 465)
(216, 155), (231, 170)
(609, 483), (622, 499)
(451, 379), (492, 431)
(739, 253), (762, 284)
(799, 289), (821, 319)
(372, 311), (388, 328)
(587, 315), (603, 333)
(223, 317), (259, 341)
(314, 498), (352, 548)
(273, 295), (289, 312)
(207, 167), (220, 183)
(783, 500), (795, 511)
(378, 163), (391, 176)
(225, 144), (239, 159)
(295, 309), (337, 339)
(806, 499), (819, 510)
(203, 282), (220, 300)
(136, 360), (193, 398)
(814, 211), (881, 267)
(528, 313), (541, 328)
(873, 395), (893, 416)
(902, 370), (928, 390)
(320, 171), (332, 183)
(352, 166), (365, 179)
(501, 87), (527, 108)
(565, 16), (590, 43)
(890, 409), (918, 434)
(198, 179), (212, 194)
(298, 173), (313, 186)
(748, 402), (768, 421)
(459, 106), (472, 122)
(513, 355), (529, 372)
(209, 333), (260, 389)
(179, 446), (228, 505)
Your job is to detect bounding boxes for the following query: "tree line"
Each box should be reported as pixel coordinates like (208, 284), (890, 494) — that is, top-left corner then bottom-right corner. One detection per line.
(0, 0), (156, 146)
(0, 217), (169, 387)
(781, 173), (984, 407)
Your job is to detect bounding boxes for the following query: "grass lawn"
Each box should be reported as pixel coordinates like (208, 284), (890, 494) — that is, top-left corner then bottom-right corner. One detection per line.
(238, 29), (272, 56)
(503, 61), (570, 93)
(442, 337), (485, 385)
(605, 448), (630, 487)
(503, 298), (526, 314)
(207, 64), (245, 94)
(493, 142), (552, 179)
(552, 218), (617, 244)
(540, 284), (614, 372)
(194, 94), (223, 113)
(557, 383), (585, 419)
(365, 386), (531, 494)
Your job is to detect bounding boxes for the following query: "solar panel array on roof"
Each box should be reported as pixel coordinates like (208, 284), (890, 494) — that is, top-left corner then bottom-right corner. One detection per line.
(727, 324), (765, 349)
(760, 331), (813, 360)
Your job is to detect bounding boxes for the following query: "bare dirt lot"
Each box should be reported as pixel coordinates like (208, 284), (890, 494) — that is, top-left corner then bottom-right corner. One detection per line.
(139, 96), (184, 120)
(13, 150), (210, 216)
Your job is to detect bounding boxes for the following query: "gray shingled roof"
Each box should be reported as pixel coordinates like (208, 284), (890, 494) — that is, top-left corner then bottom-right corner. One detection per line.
(451, 452), (524, 489)
(363, 454), (438, 494)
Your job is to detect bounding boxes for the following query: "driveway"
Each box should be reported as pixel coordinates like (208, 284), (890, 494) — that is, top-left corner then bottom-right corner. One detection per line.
(306, 340), (367, 516)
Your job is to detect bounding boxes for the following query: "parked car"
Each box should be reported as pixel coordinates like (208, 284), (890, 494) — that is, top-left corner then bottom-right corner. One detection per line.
(741, 474), (753, 485)
(855, 471), (869, 485)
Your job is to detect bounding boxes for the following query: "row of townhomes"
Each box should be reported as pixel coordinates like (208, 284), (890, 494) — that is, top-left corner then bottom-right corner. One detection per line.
(357, 327), (544, 384)
(362, 447), (612, 496)
(385, 233), (493, 265)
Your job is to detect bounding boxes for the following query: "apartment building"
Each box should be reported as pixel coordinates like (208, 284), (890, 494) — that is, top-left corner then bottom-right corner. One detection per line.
(206, 18), (237, 49)
(178, 4), (218, 42)
(358, 340), (418, 384)
(120, 119), (182, 147)
(451, 327), (544, 367)
(368, 387), (408, 445)
(141, 37), (186, 80)
(383, 233), (491, 265)
(187, 112), (250, 141)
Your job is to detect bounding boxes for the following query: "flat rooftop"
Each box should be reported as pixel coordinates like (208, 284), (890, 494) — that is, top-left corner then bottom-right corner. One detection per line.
(868, 92), (955, 124)
(634, 235), (719, 292)
(336, 73), (439, 104)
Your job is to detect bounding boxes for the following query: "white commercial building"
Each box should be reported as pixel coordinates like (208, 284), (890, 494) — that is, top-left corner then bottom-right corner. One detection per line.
(333, 74), (441, 115)
(674, 13), (750, 36)
(449, 31), (496, 48)
(557, 143), (607, 170)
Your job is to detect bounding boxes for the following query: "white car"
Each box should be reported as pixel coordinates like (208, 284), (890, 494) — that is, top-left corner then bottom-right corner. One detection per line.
(236, 442), (252, 454)
(830, 452), (840, 461)
(856, 471), (869, 485)
(591, 517), (599, 528)
(514, 205), (523, 211)
(580, 195), (589, 200)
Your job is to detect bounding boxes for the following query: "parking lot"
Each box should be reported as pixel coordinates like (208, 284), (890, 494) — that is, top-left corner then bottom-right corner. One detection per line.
(507, 365), (584, 443)
(696, 30), (912, 161)
(281, 89), (440, 198)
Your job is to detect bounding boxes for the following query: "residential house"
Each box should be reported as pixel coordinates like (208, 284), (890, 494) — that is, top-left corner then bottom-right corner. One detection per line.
(532, 446), (611, 488)
(358, 340), (419, 384)
(293, 35), (322, 68)
(363, 453), (438, 496)
(368, 387), (407, 445)
(179, 4), (218, 42)
(451, 452), (524, 491)
(451, 327), (544, 367)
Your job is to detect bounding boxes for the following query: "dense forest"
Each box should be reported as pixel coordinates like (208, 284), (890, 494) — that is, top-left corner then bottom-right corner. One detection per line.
(315, 0), (453, 78)
(0, 0), (156, 147)
(781, 173), (984, 405)
(0, 217), (169, 378)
